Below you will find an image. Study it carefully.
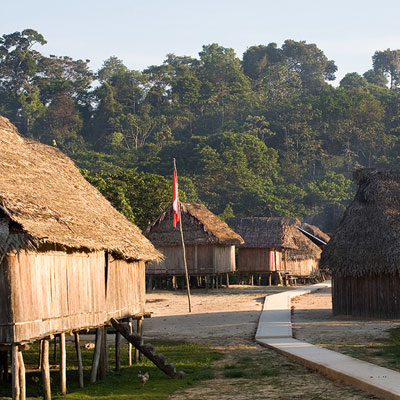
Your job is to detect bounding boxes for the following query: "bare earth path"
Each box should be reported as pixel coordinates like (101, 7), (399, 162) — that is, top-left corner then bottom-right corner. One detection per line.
(143, 285), (378, 399)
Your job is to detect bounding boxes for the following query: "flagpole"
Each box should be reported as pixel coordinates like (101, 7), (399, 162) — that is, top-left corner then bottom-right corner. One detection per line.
(173, 158), (192, 313)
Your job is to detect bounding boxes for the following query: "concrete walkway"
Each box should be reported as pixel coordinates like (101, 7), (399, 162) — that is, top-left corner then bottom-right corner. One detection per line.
(256, 282), (400, 400)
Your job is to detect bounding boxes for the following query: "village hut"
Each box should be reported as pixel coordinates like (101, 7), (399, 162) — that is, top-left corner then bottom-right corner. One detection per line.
(0, 116), (161, 397)
(299, 223), (330, 248)
(320, 169), (400, 318)
(227, 217), (322, 284)
(144, 203), (243, 288)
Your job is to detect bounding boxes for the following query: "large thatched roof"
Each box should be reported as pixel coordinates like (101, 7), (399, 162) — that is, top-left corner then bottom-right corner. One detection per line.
(320, 169), (400, 277)
(0, 116), (161, 262)
(144, 203), (244, 246)
(227, 217), (300, 249)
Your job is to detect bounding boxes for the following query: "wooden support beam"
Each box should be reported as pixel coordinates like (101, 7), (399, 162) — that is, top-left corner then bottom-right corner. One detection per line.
(60, 333), (67, 395)
(128, 319), (133, 366)
(11, 345), (19, 400)
(115, 332), (121, 371)
(41, 339), (51, 400)
(99, 327), (108, 379)
(74, 332), (84, 388)
(90, 328), (102, 383)
(17, 351), (25, 400)
(138, 318), (144, 362)
(226, 273), (230, 288)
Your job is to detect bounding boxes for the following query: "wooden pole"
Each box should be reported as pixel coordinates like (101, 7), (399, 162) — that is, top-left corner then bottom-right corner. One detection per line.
(99, 327), (107, 379)
(115, 332), (121, 371)
(74, 332), (84, 388)
(174, 158), (192, 313)
(41, 339), (51, 400)
(17, 351), (25, 400)
(90, 328), (102, 383)
(128, 319), (133, 366)
(138, 318), (144, 362)
(60, 333), (67, 395)
(11, 345), (19, 400)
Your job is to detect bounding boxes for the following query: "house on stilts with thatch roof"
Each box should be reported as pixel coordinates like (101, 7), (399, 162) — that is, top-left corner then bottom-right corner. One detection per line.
(144, 203), (243, 289)
(0, 116), (161, 399)
(227, 217), (322, 285)
(321, 169), (400, 318)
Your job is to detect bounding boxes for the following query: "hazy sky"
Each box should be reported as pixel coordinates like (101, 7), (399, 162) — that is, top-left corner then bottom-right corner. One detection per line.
(3, 0), (400, 84)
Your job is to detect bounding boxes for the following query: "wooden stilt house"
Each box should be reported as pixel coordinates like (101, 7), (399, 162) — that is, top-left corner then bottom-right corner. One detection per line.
(144, 203), (243, 285)
(0, 116), (161, 396)
(320, 169), (400, 318)
(227, 217), (322, 281)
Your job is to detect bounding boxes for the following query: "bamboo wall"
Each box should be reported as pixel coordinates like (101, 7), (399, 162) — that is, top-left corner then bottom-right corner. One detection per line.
(332, 273), (400, 318)
(285, 258), (319, 276)
(106, 257), (145, 320)
(237, 248), (282, 273)
(0, 250), (146, 344)
(146, 244), (235, 276)
(0, 250), (106, 344)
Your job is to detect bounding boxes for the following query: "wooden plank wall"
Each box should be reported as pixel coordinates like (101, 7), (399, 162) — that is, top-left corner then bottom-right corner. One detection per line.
(146, 245), (234, 276)
(4, 251), (107, 343)
(333, 273), (400, 318)
(213, 246), (235, 273)
(285, 258), (319, 276)
(106, 257), (145, 320)
(237, 248), (282, 273)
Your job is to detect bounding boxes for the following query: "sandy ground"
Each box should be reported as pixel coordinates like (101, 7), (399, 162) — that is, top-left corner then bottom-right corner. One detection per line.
(143, 285), (299, 345)
(142, 285), (379, 399)
(291, 287), (400, 346)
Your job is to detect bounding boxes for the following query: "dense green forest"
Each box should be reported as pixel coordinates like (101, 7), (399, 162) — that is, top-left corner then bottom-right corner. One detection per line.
(1, 29), (399, 231)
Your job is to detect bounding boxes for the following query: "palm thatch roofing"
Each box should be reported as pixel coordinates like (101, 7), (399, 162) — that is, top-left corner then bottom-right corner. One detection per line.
(0, 116), (161, 262)
(144, 203), (244, 246)
(300, 223), (330, 244)
(320, 169), (400, 277)
(227, 217), (321, 260)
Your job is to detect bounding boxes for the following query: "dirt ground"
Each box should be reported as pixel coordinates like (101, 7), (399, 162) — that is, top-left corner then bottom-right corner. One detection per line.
(143, 285), (380, 399)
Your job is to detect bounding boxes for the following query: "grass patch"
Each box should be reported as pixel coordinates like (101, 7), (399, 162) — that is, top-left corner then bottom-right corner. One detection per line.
(223, 369), (245, 378)
(0, 339), (221, 400)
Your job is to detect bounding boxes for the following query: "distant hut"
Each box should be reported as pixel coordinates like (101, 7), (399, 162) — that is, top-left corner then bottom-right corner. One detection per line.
(144, 203), (243, 287)
(227, 217), (322, 284)
(321, 169), (400, 318)
(0, 116), (160, 396)
(299, 223), (330, 248)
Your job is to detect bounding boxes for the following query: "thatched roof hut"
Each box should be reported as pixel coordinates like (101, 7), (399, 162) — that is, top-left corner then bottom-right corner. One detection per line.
(321, 169), (400, 317)
(299, 223), (330, 248)
(227, 217), (321, 276)
(0, 116), (161, 345)
(144, 203), (243, 277)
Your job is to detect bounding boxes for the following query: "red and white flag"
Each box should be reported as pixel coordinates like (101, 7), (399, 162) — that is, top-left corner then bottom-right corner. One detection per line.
(173, 167), (180, 228)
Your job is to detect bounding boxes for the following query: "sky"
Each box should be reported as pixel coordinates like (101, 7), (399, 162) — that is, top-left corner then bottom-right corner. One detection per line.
(2, 0), (400, 84)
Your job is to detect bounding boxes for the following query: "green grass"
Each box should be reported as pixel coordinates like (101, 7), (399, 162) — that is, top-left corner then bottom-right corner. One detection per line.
(0, 340), (221, 400)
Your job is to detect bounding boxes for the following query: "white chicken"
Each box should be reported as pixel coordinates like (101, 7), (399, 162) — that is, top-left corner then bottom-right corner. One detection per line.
(138, 371), (149, 387)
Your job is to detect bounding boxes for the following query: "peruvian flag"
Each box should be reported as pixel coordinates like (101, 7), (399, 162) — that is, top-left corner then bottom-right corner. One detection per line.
(173, 167), (180, 228)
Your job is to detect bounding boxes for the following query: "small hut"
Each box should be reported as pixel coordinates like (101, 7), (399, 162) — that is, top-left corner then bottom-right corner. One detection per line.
(0, 116), (160, 397)
(227, 217), (322, 283)
(320, 169), (400, 318)
(144, 203), (243, 287)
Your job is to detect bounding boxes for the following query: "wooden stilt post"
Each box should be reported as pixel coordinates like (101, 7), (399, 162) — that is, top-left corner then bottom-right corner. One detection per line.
(11, 345), (19, 400)
(206, 275), (210, 291)
(41, 339), (51, 400)
(115, 332), (121, 371)
(128, 319), (133, 366)
(138, 318), (144, 361)
(90, 328), (102, 383)
(226, 273), (230, 287)
(60, 333), (66, 395)
(17, 351), (25, 400)
(53, 335), (57, 364)
(99, 327), (107, 379)
(74, 332), (84, 388)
